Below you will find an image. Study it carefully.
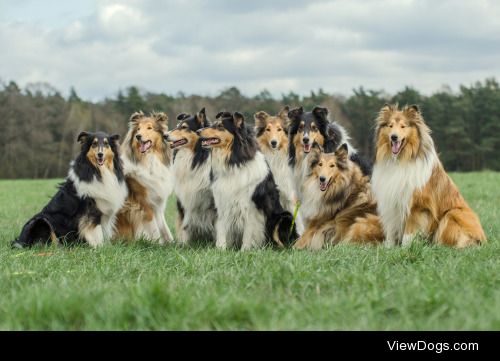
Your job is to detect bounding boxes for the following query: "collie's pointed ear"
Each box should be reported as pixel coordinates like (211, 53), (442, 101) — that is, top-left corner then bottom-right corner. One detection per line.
(288, 106), (303, 120)
(278, 105), (290, 120)
(130, 111), (144, 123)
(312, 106), (328, 120)
(77, 131), (89, 144)
(233, 112), (245, 128)
(215, 111), (224, 119)
(403, 104), (421, 119)
(377, 103), (396, 123)
(154, 112), (168, 123)
(196, 107), (207, 125)
(254, 111), (270, 128)
(110, 134), (120, 143)
(335, 143), (349, 164)
(307, 146), (322, 169)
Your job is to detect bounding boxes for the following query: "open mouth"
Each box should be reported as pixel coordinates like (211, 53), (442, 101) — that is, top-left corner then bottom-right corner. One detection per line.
(319, 178), (331, 192)
(391, 139), (404, 155)
(140, 140), (152, 153)
(303, 143), (312, 153)
(170, 138), (188, 149)
(97, 157), (105, 166)
(201, 138), (221, 147)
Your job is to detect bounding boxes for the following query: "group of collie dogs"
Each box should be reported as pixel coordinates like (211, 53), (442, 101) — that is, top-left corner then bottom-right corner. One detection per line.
(13, 104), (486, 250)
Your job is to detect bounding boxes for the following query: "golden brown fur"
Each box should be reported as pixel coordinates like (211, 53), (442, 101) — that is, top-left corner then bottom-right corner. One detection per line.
(294, 145), (383, 249)
(197, 119), (235, 163)
(373, 104), (486, 247)
(115, 111), (173, 243)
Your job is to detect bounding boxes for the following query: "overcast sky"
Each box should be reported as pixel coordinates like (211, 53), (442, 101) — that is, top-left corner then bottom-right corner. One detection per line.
(1, 0), (499, 100)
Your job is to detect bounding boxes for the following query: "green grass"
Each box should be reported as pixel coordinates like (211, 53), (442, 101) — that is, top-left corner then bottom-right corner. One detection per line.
(0, 173), (499, 330)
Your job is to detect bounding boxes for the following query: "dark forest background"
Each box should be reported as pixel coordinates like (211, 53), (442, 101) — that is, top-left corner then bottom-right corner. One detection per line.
(1, 78), (499, 179)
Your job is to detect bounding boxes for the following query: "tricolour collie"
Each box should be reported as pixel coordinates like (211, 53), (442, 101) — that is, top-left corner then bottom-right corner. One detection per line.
(372, 104), (486, 247)
(12, 131), (127, 248)
(165, 108), (217, 245)
(294, 145), (383, 249)
(115, 111), (174, 243)
(199, 111), (298, 250)
(288, 106), (370, 200)
(254, 106), (303, 233)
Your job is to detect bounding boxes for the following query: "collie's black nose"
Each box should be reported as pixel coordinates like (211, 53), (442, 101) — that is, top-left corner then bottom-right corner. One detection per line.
(319, 176), (326, 182)
(271, 140), (277, 148)
(135, 134), (142, 141)
(391, 134), (398, 142)
(303, 136), (309, 144)
(97, 152), (103, 158)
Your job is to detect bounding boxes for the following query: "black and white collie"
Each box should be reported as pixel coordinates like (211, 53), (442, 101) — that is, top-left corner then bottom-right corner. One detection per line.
(165, 108), (217, 245)
(198, 111), (299, 250)
(288, 106), (371, 199)
(12, 131), (127, 248)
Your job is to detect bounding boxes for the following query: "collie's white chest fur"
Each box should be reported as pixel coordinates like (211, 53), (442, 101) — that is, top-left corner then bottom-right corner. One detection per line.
(210, 151), (268, 248)
(300, 180), (326, 226)
(264, 150), (296, 207)
(69, 166), (128, 238)
(372, 152), (437, 245)
(123, 154), (173, 208)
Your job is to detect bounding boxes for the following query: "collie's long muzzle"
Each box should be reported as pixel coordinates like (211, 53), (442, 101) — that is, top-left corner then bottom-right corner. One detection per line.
(319, 176), (331, 191)
(140, 140), (152, 153)
(201, 137), (221, 147)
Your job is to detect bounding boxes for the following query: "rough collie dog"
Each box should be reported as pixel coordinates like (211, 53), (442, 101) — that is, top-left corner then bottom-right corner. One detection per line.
(288, 106), (370, 200)
(12, 131), (127, 248)
(372, 104), (486, 248)
(198, 111), (298, 250)
(254, 106), (303, 233)
(165, 108), (217, 245)
(115, 111), (174, 243)
(294, 145), (383, 250)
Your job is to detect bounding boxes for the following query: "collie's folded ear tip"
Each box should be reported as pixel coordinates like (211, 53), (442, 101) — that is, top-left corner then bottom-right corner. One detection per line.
(77, 131), (89, 143)
(110, 133), (120, 142)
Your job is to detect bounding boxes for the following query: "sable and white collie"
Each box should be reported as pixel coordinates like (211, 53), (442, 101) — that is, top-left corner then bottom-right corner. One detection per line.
(115, 111), (174, 243)
(254, 106), (303, 233)
(12, 131), (127, 248)
(287, 106), (370, 200)
(372, 104), (486, 248)
(165, 108), (217, 245)
(294, 145), (383, 250)
(198, 111), (299, 250)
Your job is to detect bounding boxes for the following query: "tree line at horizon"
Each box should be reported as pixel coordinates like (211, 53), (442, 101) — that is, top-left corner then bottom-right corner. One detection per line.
(0, 78), (499, 179)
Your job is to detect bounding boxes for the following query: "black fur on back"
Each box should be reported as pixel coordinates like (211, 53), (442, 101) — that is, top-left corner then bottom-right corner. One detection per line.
(171, 108), (211, 169)
(12, 131), (121, 248)
(214, 111), (258, 167)
(251, 170), (299, 247)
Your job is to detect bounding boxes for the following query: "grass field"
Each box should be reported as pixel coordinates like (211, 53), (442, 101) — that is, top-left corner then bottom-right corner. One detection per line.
(0, 173), (499, 330)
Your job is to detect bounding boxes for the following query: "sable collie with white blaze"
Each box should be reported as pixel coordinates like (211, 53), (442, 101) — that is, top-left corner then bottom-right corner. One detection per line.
(294, 145), (383, 250)
(372, 104), (486, 247)
(115, 111), (174, 243)
(165, 108), (217, 245)
(198, 111), (298, 250)
(254, 106), (303, 233)
(288, 106), (370, 199)
(12, 131), (127, 248)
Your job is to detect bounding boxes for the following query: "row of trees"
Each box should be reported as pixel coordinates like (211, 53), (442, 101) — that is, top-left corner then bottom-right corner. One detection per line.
(0, 78), (499, 179)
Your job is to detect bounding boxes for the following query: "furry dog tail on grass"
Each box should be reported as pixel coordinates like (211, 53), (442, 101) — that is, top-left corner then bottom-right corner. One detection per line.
(114, 111), (174, 244)
(12, 131), (127, 248)
(199, 111), (298, 250)
(372, 104), (486, 248)
(294, 144), (383, 250)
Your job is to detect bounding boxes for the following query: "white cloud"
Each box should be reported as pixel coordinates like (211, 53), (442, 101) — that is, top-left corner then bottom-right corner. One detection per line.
(1, 0), (499, 100)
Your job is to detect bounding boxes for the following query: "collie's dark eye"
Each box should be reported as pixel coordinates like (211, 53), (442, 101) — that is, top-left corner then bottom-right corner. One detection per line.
(277, 128), (282, 132)
(318, 162), (323, 167)
(218, 124), (224, 129)
(147, 126), (152, 130)
(181, 125), (188, 130)
(92, 143), (98, 148)
(330, 164), (335, 168)
(266, 128), (271, 132)
(401, 125), (406, 129)
(298, 125), (304, 131)
(389, 125), (393, 128)
(311, 125), (317, 131)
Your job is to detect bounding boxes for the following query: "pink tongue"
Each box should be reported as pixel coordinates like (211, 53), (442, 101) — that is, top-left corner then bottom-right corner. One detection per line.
(140, 142), (148, 152)
(391, 141), (401, 154)
(304, 144), (311, 152)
